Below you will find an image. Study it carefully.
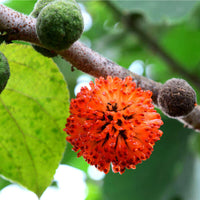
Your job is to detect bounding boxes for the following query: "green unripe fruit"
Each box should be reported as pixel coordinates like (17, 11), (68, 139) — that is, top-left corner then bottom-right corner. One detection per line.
(36, 0), (84, 50)
(0, 52), (10, 94)
(32, 45), (57, 57)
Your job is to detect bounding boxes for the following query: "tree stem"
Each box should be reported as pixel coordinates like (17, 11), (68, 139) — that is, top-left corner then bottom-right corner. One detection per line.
(0, 4), (200, 132)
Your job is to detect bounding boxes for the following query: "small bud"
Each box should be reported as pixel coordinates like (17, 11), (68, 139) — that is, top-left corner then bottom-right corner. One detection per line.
(0, 51), (10, 94)
(158, 78), (196, 117)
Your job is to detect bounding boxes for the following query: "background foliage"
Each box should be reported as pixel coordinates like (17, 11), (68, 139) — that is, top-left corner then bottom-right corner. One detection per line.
(1, 0), (200, 200)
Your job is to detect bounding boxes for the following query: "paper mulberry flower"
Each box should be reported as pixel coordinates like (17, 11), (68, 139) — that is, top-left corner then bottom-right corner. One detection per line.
(64, 76), (163, 174)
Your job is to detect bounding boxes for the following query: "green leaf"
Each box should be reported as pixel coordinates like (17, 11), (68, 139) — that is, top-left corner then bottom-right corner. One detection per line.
(53, 56), (82, 99)
(0, 177), (10, 190)
(0, 44), (69, 197)
(61, 142), (89, 173)
(110, 0), (197, 24)
(103, 117), (192, 200)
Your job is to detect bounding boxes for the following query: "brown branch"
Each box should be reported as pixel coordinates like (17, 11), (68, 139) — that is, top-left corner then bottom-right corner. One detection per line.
(0, 4), (200, 132)
(0, 4), (38, 43)
(103, 0), (200, 89)
(180, 105), (200, 130)
(58, 41), (162, 104)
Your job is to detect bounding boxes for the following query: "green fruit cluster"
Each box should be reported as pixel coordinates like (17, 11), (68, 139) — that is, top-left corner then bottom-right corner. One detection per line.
(0, 51), (10, 94)
(31, 0), (83, 53)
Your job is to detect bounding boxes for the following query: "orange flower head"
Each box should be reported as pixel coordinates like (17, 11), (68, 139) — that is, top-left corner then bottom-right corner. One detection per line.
(64, 76), (163, 174)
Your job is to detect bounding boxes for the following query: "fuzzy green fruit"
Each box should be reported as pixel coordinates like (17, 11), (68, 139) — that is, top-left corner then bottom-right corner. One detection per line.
(32, 45), (57, 57)
(36, 0), (84, 50)
(0, 52), (10, 94)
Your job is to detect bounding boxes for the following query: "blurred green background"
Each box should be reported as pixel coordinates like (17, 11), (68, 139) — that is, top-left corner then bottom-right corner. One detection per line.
(1, 0), (200, 200)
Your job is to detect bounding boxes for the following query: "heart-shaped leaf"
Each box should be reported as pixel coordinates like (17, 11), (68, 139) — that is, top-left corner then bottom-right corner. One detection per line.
(0, 44), (69, 197)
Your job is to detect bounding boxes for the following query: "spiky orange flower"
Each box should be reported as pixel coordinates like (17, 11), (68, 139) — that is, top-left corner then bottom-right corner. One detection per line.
(64, 76), (163, 174)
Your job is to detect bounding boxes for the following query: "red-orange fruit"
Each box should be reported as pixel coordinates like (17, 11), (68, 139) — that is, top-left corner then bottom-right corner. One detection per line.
(64, 76), (163, 174)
